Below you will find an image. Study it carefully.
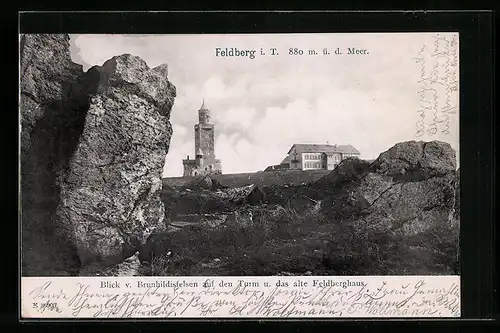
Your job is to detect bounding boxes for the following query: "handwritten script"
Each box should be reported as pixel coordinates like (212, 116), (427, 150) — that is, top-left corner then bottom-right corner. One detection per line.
(22, 276), (460, 318)
(413, 33), (459, 137)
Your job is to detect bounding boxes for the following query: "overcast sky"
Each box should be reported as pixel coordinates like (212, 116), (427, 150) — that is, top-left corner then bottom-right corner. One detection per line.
(69, 33), (459, 177)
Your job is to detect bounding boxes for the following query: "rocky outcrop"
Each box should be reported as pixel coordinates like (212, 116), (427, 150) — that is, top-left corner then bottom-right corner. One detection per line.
(185, 175), (226, 191)
(20, 34), (85, 157)
(20, 34), (176, 275)
(21, 34), (88, 275)
(454, 168), (460, 220)
(163, 184), (266, 218)
(56, 54), (175, 267)
(318, 141), (457, 235)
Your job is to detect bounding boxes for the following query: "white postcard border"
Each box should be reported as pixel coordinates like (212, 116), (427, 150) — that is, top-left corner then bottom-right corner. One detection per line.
(21, 275), (460, 319)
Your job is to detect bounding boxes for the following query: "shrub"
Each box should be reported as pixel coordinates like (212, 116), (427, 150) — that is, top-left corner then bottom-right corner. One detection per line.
(321, 221), (460, 275)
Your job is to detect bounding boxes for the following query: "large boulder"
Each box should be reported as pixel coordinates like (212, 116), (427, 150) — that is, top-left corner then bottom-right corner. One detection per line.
(318, 141), (457, 235)
(56, 54), (176, 266)
(20, 34), (176, 275)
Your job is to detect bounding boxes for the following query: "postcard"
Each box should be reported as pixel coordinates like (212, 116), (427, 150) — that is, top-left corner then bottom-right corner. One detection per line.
(20, 32), (460, 319)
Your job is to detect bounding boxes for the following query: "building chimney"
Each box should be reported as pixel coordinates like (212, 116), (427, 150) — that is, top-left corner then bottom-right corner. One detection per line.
(187, 155), (190, 160)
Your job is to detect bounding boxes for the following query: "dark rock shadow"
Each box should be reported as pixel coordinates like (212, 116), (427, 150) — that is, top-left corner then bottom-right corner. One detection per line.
(21, 70), (99, 276)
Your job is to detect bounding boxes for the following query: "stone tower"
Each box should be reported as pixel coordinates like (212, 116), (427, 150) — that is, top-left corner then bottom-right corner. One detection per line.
(195, 99), (215, 161)
(182, 99), (222, 177)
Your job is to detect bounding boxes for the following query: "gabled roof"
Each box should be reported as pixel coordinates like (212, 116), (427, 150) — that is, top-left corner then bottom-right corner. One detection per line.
(264, 164), (290, 172)
(280, 155), (291, 165)
(287, 144), (360, 155)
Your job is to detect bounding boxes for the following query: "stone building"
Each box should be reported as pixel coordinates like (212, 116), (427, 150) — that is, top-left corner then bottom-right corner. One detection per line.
(182, 100), (222, 177)
(265, 143), (361, 172)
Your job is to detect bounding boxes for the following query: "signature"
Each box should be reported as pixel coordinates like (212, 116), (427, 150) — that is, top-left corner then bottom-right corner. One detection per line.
(22, 278), (461, 318)
(413, 34), (459, 137)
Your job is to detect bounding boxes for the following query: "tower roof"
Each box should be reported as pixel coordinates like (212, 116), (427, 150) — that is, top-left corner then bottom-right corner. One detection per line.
(196, 147), (204, 156)
(199, 98), (208, 110)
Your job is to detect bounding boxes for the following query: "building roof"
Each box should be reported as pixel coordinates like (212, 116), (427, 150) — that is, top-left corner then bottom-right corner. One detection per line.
(280, 155), (291, 165)
(287, 144), (360, 155)
(264, 164), (290, 172)
(196, 148), (204, 156)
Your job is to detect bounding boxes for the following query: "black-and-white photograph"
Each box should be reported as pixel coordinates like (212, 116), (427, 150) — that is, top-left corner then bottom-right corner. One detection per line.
(20, 33), (460, 278)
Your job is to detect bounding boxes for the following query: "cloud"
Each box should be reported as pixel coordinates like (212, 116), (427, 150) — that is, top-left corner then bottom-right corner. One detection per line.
(213, 106), (257, 131)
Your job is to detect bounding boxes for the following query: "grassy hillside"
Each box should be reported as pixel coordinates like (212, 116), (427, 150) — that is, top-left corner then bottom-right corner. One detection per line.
(163, 170), (331, 189)
(145, 203), (460, 277)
